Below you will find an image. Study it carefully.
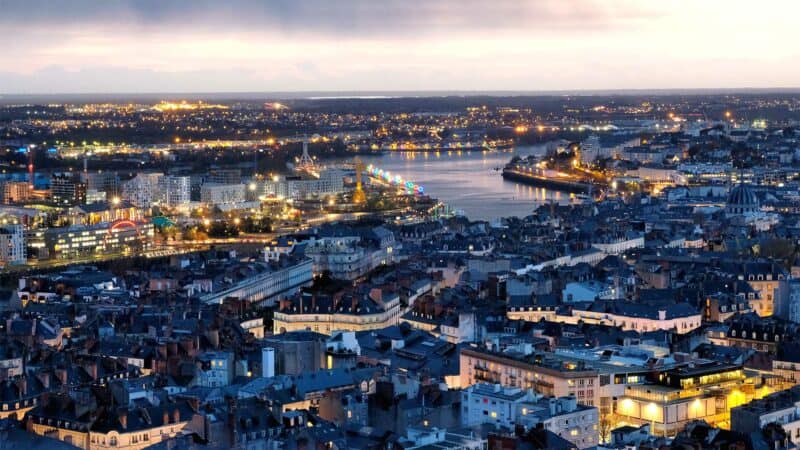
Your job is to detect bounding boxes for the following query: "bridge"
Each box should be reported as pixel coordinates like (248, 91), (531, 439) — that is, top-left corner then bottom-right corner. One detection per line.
(366, 164), (424, 194)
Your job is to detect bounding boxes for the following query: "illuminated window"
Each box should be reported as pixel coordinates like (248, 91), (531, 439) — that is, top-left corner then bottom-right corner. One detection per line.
(490, 411), (497, 418)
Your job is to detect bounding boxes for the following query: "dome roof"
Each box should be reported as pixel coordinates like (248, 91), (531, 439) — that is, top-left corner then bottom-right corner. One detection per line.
(727, 183), (759, 207)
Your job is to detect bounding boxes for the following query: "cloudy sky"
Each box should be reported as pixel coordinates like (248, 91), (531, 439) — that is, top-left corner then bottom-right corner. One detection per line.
(1, 0), (798, 93)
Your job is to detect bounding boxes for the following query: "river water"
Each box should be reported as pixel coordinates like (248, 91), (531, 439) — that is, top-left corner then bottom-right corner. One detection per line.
(357, 145), (574, 221)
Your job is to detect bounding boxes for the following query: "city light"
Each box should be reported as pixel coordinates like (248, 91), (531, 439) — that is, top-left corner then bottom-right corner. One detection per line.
(366, 164), (424, 194)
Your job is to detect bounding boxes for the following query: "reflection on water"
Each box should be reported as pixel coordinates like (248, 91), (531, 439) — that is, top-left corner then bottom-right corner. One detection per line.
(357, 145), (573, 221)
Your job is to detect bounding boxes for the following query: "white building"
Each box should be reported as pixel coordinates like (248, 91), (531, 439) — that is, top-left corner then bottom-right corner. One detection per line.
(121, 173), (163, 208)
(591, 233), (645, 255)
(0, 217), (26, 266)
(201, 183), (246, 205)
(262, 169), (345, 200)
(461, 383), (599, 449)
(400, 427), (486, 450)
(158, 175), (191, 206)
(303, 226), (397, 280)
(193, 351), (234, 387)
(198, 256), (313, 306)
(273, 290), (403, 335)
(562, 280), (614, 303)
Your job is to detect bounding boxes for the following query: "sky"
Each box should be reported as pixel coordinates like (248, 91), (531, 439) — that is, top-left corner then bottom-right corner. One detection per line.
(1, 0), (799, 94)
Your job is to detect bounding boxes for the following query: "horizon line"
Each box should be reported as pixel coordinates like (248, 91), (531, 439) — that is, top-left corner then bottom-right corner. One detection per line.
(2, 86), (800, 100)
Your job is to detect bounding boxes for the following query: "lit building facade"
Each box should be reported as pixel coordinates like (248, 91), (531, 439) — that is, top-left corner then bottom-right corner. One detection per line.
(273, 291), (403, 335)
(50, 172), (87, 206)
(261, 169), (345, 200)
(614, 362), (770, 437)
(157, 176), (191, 206)
(32, 220), (154, 260)
(121, 173), (163, 208)
(0, 181), (32, 204)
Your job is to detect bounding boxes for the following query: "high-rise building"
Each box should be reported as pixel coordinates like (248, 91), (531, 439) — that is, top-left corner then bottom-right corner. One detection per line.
(158, 176), (191, 206)
(261, 169), (345, 200)
(200, 183), (246, 206)
(82, 171), (119, 198)
(122, 173), (193, 208)
(121, 173), (163, 208)
(0, 181), (32, 204)
(50, 172), (87, 206)
(0, 216), (26, 266)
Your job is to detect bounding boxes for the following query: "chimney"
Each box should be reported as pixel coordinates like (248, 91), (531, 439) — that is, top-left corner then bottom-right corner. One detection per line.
(55, 368), (67, 386)
(119, 410), (128, 430)
(351, 296), (358, 312)
(180, 337), (194, 355)
(36, 372), (50, 389)
(163, 410), (170, 425)
(173, 409), (181, 423)
(206, 329), (220, 349)
(333, 292), (343, 310)
(86, 361), (98, 381)
(369, 288), (383, 304)
(16, 377), (27, 396)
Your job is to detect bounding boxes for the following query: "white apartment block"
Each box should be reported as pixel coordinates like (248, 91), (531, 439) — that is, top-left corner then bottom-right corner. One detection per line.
(201, 183), (246, 205)
(0, 218), (26, 265)
(304, 236), (395, 280)
(262, 169), (345, 200)
(121, 173), (163, 208)
(198, 257), (313, 306)
(461, 383), (599, 449)
(158, 176), (191, 206)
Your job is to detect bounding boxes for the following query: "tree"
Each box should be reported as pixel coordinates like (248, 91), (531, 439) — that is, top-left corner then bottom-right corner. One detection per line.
(598, 411), (616, 444)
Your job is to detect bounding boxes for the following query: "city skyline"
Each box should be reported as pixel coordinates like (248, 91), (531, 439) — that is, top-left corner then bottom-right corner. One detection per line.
(3, 0), (799, 94)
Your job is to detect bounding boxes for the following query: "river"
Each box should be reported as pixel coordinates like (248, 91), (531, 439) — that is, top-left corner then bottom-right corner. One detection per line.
(356, 144), (575, 221)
